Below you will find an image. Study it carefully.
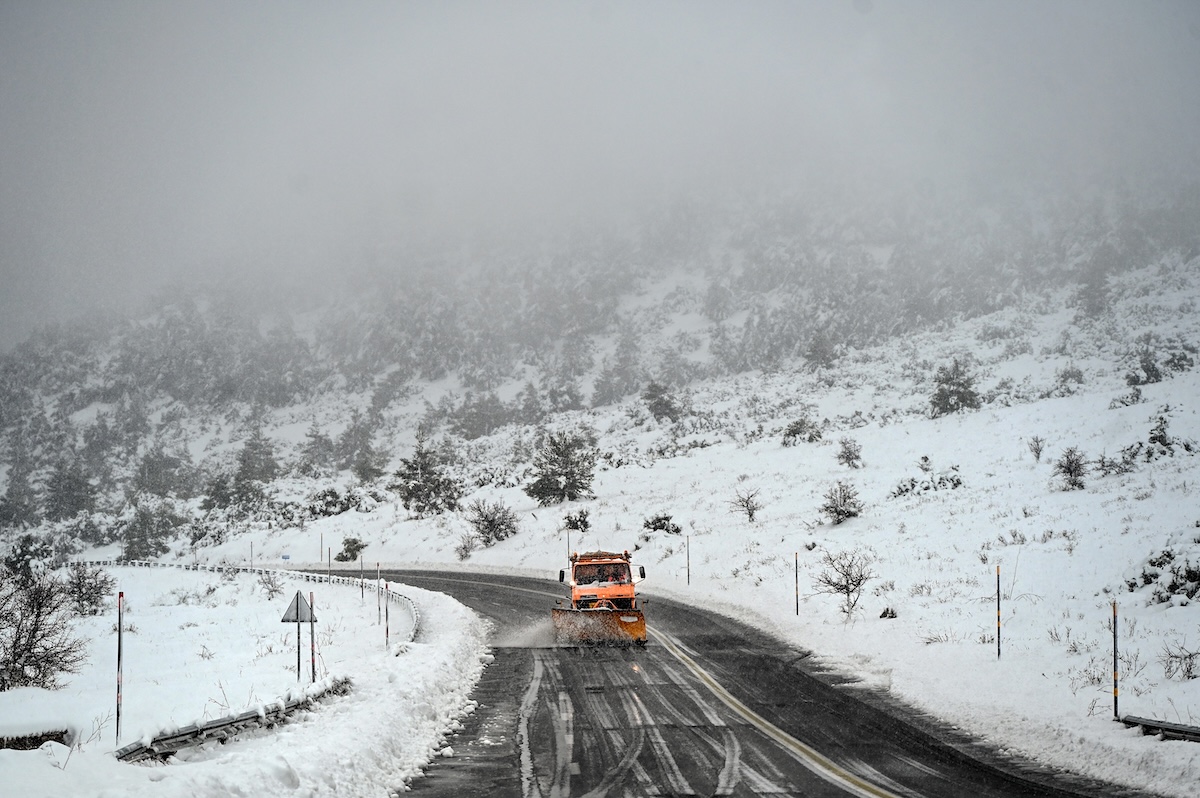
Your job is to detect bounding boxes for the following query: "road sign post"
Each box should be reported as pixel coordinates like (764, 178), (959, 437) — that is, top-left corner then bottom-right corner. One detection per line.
(281, 591), (317, 682)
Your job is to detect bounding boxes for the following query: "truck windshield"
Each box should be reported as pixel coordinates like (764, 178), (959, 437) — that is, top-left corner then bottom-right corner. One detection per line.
(575, 563), (629, 584)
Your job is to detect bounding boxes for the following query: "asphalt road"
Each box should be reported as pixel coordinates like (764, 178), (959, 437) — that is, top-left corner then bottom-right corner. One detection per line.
(391, 570), (1153, 798)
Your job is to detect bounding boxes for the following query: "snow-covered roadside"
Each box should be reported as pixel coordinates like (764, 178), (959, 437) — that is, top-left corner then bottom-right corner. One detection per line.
(0, 567), (491, 797)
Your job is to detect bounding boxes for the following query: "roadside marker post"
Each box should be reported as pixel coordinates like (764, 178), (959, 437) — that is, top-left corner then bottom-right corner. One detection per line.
(116, 591), (124, 744)
(310, 592), (317, 684)
(1113, 600), (1120, 721)
(795, 553), (800, 616)
(996, 565), (1002, 660)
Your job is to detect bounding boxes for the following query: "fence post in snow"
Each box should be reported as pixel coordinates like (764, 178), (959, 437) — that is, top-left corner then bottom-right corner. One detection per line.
(795, 552), (799, 616)
(310, 592), (317, 684)
(116, 591), (124, 744)
(1113, 600), (1119, 721)
(996, 565), (1002, 660)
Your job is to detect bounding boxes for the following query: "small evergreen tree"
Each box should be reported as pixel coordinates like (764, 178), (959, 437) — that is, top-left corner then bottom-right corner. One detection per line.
(1054, 446), (1088, 491)
(930, 358), (981, 417)
(466, 499), (520, 546)
(3, 533), (54, 587)
(299, 421), (335, 475)
(120, 500), (183, 561)
(821, 481), (863, 525)
(43, 458), (97, 522)
(390, 433), (462, 517)
(524, 431), (597, 506)
(200, 473), (235, 512)
(642, 382), (682, 423)
(0, 466), (40, 530)
(235, 426), (278, 485)
(133, 444), (194, 498)
(334, 537), (368, 562)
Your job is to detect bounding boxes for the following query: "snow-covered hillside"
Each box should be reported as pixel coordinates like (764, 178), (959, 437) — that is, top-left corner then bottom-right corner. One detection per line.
(11, 257), (1191, 795)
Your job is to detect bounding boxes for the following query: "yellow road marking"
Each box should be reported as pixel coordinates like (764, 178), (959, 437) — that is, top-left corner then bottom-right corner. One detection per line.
(651, 627), (906, 798)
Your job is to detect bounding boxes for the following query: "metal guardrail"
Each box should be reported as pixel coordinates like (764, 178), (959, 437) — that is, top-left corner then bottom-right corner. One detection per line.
(69, 560), (422, 759)
(113, 677), (352, 762)
(1121, 715), (1200, 743)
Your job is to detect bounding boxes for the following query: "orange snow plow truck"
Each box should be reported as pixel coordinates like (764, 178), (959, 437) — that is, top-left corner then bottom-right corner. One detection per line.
(553, 550), (647, 646)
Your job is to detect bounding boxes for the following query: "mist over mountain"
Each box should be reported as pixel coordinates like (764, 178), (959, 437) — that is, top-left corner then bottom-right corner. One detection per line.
(3, 1), (1199, 347)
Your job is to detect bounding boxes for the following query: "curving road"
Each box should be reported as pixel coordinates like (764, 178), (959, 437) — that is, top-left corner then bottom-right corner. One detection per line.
(392, 570), (1153, 798)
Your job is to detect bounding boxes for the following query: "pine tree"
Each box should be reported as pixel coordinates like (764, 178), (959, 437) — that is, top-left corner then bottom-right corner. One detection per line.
(390, 433), (462, 517)
(524, 431), (597, 506)
(0, 465), (39, 530)
(641, 382), (682, 423)
(235, 426), (278, 485)
(930, 358), (981, 417)
(133, 444), (193, 498)
(43, 458), (97, 522)
(299, 421), (335, 474)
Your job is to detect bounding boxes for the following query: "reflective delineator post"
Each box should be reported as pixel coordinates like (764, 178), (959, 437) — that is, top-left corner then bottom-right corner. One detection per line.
(116, 591), (124, 744)
(385, 581), (391, 650)
(795, 552), (800, 616)
(686, 535), (690, 585)
(310, 592), (316, 684)
(360, 555), (364, 603)
(296, 610), (302, 681)
(376, 563), (381, 625)
(1113, 600), (1120, 721)
(996, 565), (1002, 660)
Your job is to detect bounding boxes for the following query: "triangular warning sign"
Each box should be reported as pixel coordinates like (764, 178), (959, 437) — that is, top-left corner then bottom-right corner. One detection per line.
(281, 591), (316, 623)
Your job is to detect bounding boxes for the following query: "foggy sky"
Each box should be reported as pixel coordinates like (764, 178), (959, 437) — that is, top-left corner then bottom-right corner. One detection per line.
(2, 1), (1198, 349)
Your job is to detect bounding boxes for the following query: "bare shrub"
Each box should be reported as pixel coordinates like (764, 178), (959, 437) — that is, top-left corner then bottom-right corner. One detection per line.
(821, 481), (863, 525)
(454, 533), (478, 561)
(813, 550), (876, 616)
(258, 571), (285, 600)
(1159, 638), (1199, 680)
(728, 487), (763, 522)
(65, 563), (115, 616)
(0, 569), (88, 691)
(1027, 436), (1046, 462)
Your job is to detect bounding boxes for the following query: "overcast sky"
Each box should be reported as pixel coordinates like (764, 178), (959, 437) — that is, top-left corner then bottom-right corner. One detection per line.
(2, 1), (1198, 349)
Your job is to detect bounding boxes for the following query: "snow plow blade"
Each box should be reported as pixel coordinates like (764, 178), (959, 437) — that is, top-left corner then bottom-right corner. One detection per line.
(552, 607), (646, 646)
